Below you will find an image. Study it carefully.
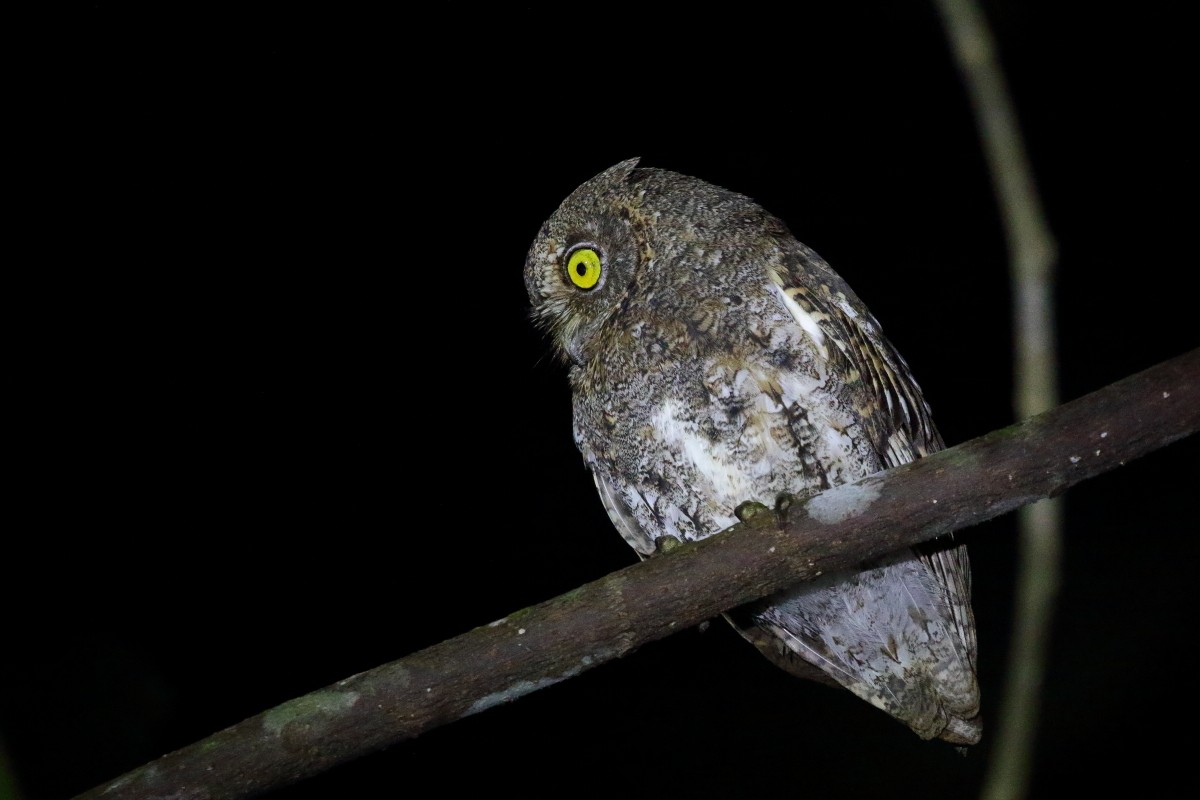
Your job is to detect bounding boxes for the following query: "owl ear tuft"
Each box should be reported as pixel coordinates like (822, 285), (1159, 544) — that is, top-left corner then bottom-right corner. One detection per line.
(564, 158), (642, 208)
(595, 157), (641, 188)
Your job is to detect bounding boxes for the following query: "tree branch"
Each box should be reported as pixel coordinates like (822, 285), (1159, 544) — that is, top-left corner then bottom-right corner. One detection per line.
(79, 349), (1200, 800)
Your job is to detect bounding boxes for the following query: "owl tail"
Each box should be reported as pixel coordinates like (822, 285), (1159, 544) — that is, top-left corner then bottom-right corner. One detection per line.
(730, 546), (982, 745)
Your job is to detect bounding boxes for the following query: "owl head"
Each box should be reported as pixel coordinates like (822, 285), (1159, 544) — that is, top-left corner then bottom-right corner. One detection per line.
(525, 159), (797, 366)
(524, 159), (647, 366)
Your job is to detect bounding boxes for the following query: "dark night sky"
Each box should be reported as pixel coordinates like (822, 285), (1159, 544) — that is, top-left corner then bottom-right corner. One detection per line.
(7, 5), (1196, 798)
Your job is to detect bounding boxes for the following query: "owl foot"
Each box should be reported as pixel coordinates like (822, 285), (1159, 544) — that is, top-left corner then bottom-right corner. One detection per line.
(652, 534), (684, 557)
(736, 494), (804, 527)
(774, 492), (795, 524)
(775, 489), (824, 526)
(734, 501), (771, 523)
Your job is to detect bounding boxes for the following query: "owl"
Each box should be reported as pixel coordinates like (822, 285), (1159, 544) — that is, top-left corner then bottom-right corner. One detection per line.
(524, 159), (980, 744)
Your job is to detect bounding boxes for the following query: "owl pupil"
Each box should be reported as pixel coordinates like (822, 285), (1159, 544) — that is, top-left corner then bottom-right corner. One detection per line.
(576, 263), (587, 276)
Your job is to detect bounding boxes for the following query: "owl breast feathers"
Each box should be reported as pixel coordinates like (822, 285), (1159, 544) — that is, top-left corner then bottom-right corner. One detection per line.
(524, 158), (980, 745)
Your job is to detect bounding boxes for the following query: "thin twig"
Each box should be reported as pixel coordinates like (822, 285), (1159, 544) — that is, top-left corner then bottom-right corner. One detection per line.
(933, 2), (1061, 797)
(78, 350), (1200, 800)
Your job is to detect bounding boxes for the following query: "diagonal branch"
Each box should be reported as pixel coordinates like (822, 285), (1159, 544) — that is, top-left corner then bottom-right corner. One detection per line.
(79, 349), (1200, 800)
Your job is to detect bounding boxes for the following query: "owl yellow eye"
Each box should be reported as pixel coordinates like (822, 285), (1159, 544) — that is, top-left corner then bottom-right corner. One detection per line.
(566, 247), (603, 290)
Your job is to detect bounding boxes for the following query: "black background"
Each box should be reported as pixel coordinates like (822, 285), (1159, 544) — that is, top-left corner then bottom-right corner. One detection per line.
(6, 4), (1196, 798)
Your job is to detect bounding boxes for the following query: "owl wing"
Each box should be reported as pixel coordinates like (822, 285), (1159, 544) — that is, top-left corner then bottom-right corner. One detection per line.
(783, 278), (979, 668)
(806, 293), (978, 667)
(752, 254), (981, 743)
(578, 439), (658, 559)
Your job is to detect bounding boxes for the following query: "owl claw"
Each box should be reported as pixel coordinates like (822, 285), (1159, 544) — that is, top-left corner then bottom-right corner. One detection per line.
(653, 535), (684, 557)
(734, 501), (771, 523)
(775, 492), (795, 524)
(774, 489), (821, 527)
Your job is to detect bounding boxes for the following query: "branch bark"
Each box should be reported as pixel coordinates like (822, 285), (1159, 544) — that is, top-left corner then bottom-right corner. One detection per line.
(79, 349), (1200, 800)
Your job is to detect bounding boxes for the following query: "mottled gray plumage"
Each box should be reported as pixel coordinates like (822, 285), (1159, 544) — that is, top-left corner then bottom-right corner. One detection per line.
(525, 159), (980, 744)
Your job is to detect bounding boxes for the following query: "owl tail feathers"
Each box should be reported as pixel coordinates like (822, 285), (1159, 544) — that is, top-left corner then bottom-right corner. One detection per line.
(734, 611), (982, 745)
(869, 666), (981, 744)
(940, 711), (983, 746)
(733, 552), (982, 745)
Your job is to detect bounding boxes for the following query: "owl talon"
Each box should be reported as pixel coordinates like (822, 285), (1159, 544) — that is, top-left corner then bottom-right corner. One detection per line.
(653, 535), (683, 557)
(775, 492), (795, 523)
(734, 501), (770, 523)
(774, 490), (820, 526)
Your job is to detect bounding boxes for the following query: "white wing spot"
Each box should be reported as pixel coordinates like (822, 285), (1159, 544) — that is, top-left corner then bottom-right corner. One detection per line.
(771, 282), (829, 360)
(1069, 455), (1081, 464)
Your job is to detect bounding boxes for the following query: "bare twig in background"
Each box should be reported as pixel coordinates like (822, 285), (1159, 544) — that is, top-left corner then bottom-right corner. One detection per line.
(934, 1), (1062, 798)
(0, 734), (22, 800)
(78, 350), (1199, 800)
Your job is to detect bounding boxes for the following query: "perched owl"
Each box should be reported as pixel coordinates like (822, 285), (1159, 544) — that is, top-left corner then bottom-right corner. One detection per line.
(524, 159), (980, 745)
